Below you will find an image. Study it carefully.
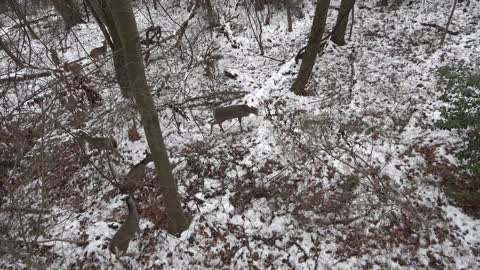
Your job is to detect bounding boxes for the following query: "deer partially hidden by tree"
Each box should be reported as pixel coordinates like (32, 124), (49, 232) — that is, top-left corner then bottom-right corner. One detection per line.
(89, 40), (108, 61)
(209, 105), (258, 134)
(120, 152), (153, 194)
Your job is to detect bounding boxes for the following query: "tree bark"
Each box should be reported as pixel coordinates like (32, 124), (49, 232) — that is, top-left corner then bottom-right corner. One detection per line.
(108, 0), (190, 235)
(254, 0), (264, 11)
(290, 0), (330, 96)
(86, 0), (131, 98)
(331, 0), (355, 46)
(50, 0), (85, 30)
(286, 0), (293, 32)
(440, 0), (457, 46)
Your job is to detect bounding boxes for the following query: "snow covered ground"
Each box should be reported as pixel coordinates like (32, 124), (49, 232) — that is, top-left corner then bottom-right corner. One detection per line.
(1, 0), (479, 269)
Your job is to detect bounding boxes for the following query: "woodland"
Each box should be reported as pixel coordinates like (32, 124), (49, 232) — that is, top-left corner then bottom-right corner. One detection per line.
(0, 0), (479, 269)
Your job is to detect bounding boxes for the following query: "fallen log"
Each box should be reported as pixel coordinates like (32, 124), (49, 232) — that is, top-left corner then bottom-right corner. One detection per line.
(0, 71), (52, 84)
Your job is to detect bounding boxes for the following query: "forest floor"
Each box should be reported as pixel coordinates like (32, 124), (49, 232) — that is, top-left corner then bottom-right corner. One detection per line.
(1, 0), (479, 269)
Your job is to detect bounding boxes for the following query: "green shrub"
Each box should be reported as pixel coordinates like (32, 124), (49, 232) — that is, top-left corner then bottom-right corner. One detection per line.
(435, 65), (480, 173)
(435, 65), (480, 216)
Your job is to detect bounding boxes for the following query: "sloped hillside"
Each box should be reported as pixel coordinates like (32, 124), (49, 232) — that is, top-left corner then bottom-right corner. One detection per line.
(0, 0), (479, 269)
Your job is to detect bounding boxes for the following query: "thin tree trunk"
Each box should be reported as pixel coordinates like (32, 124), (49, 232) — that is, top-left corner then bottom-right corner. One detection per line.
(440, 0), (457, 46)
(286, 0), (293, 32)
(50, 0), (85, 30)
(108, 0), (190, 235)
(348, 4), (354, 41)
(331, 0), (355, 46)
(254, 0), (264, 11)
(290, 0), (330, 96)
(245, 0), (264, 55)
(0, 36), (24, 67)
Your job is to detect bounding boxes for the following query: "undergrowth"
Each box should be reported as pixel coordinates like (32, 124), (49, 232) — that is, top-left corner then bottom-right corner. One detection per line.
(435, 65), (480, 216)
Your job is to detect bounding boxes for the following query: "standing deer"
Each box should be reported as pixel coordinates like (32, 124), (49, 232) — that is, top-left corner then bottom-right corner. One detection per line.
(89, 40), (108, 61)
(209, 104), (258, 134)
(78, 131), (117, 151)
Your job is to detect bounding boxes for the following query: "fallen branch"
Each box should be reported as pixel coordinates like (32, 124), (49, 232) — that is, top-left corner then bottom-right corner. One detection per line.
(0, 207), (50, 214)
(157, 91), (249, 111)
(421, 22), (459, 35)
(262, 54), (285, 64)
(36, 238), (89, 246)
(0, 71), (52, 84)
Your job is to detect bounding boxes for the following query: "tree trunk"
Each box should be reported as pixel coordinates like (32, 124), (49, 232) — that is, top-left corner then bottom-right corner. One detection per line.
(0, 36), (24, 67)
(285, 0), (293, 32)
(108, 0), (190, 235)
(440, 0), (457, 46)
(254, 0), (264, 11)
(330, 0), (354, 46)
(245, 0), (264, 55)
(290, 0), (330, 96)
(86, 0), (131, 98)
(50, 0), (85, 30)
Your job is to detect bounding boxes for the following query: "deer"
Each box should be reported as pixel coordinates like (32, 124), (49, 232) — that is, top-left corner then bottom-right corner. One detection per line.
(209, 104), (258, 135)
(89, 40), (108, 61)
(63, 62), (82, 77)
(77, 131), (119, 155)
(120, 152), (153, 194)
(109, 195), (139, 257)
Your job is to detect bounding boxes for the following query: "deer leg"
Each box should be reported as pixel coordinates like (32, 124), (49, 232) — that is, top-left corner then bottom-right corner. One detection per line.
(238, 117), (243, 132)
(219, 123), (225, 132)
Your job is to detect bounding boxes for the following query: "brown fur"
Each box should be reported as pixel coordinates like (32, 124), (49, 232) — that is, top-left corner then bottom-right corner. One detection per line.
(89, 40), (108, 60)
(210, 105), (258, 134)
(121, 153), (153, 194)
(63, 62), (82, 76)
(78, 131), (117, 151)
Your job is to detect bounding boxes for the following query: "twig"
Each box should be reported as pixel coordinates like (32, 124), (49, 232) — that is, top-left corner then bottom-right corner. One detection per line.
(421, 22), (459, 35)
(36, 238), (89, 246)
(261, 54), (284, 63)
